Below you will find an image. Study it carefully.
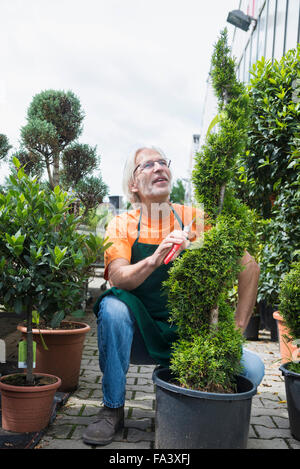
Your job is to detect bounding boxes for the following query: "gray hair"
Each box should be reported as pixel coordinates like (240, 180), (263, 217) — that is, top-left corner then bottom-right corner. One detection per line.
(122, 146), (171, 204)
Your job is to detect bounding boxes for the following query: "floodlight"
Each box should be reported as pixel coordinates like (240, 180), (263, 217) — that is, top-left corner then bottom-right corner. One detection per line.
(226, 10), (256, 32)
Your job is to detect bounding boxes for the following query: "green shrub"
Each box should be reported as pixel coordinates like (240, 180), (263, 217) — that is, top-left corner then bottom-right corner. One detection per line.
(192, 118), (243, 219)
(257, 178), (300, 305)
(0, 159), (111, 384)
(278, 261), (300, 373)
(170, 314), (243, 393)
(235, 47), (300, 219)
(279, 261), (300, 340)
(233, 46), (300, 308)
(165, 215), (248, 337)
(0, 161), (110, 326)
(164, 216), (247, 393)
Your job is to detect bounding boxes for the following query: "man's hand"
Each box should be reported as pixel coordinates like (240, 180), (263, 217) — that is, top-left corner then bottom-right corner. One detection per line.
(107, 230), (190, 291)
(149, 230), (189, 268)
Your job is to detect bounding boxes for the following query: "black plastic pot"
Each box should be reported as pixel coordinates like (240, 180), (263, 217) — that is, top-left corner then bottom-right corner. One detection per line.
(244, 315), (260, 341)
(259, 301), (278, 341)
(153, 367), (257, 449)
(279, 362), (300, 441)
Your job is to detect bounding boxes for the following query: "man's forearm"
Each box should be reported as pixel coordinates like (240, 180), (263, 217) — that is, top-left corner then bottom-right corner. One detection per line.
(109, 256), (157, 291)
(108, 230), (189, 291)
(235, 252), (260, 332)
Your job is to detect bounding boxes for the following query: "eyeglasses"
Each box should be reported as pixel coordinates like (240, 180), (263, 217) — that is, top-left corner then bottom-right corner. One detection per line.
(133, 159), (171, 175)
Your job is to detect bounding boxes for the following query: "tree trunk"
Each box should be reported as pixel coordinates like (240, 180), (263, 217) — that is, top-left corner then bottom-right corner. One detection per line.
(26, 306), (34, 386)
(45, 158), (54, 188)
(52, 154), (60, 188)
(28, 147), (55, 188)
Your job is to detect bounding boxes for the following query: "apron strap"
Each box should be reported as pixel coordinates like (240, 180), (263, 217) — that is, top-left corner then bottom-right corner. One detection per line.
(136, 204), (184, 243)
(171, 205), (184, 230)
(136, 210), (142, 242)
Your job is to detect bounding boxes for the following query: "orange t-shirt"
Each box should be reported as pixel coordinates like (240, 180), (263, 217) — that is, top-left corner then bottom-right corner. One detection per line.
(103, 203), (209, 280)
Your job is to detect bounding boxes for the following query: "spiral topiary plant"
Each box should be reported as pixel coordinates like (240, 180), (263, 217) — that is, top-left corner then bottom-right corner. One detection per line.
(164, 215), (249, 392)
(163, 29), (257, 393)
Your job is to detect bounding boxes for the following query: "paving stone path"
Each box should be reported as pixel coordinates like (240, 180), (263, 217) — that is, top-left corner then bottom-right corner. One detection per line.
(38, 310), (300, 450)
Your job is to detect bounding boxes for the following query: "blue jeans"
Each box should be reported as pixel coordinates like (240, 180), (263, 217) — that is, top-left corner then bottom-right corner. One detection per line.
(97, 295), (265, 408)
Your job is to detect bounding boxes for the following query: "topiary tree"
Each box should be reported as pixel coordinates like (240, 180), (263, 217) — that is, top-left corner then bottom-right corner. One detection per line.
(164, 215), (248, 392)
(164, 29), (256, 393)
(12, 148), (44, 179)
(19, 89), (108, 213)
(60, 142), (99, 187)
(20, 90), (84, 188)
(193, 29), (251, 221)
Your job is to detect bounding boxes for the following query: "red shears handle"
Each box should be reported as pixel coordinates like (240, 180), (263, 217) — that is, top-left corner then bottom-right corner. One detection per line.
(163, 243), (182, 265)
(163, 216), (196, 265)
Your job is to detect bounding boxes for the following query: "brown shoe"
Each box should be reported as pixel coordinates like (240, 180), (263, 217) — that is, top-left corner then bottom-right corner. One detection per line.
(82, 405), (124, 446)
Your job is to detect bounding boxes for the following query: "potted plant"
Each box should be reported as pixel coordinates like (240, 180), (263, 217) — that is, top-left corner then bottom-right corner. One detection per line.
(234, 48), (300, 342)
(153, 29), (258, 449)
(153, 215), (257, 449)
(273, 310), (300, 363)
(0, 159), (110, 432)
(277, 262), (300, 441)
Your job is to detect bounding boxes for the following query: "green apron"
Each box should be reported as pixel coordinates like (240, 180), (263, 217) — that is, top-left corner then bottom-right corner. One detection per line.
(93, 205), (184, 368)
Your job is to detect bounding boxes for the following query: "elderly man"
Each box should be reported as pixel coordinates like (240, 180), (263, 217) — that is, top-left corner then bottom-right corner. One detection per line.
(82, 146), (264, 446)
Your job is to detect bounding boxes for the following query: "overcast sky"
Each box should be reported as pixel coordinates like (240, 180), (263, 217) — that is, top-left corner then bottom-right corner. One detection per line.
(0, 0), (238, 199)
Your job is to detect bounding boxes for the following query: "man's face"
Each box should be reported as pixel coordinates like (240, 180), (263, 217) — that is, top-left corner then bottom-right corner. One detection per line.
(131, 149), (172, 203)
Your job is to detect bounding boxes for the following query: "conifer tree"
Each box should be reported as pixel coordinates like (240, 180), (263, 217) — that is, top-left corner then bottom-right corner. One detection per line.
(164, 29), (256, 393)
(19, 89), (108, 211)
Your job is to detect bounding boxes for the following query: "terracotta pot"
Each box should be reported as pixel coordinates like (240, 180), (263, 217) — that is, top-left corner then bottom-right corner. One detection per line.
(17, 321), (91, 392)
(273, 311), (300, 363)
(0, 373), (61, 432)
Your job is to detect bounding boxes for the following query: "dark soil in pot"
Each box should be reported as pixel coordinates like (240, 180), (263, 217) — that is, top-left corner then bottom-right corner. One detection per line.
(1, 373), (58, 387)
(17, 321), (90, 392)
